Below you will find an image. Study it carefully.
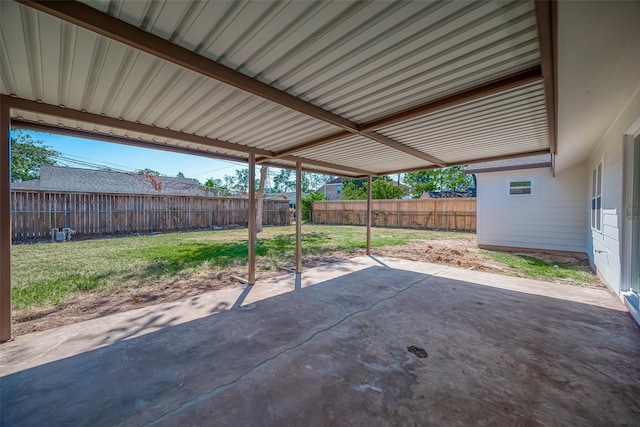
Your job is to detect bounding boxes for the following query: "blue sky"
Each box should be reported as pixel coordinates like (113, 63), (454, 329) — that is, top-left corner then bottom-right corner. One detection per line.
(18, 130), (249, 182)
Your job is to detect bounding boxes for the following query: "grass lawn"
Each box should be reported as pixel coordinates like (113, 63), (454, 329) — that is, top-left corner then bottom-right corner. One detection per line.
(11, 225), (463, 310)
(480, 250), (597, 284)
(11, 225), (598, 313)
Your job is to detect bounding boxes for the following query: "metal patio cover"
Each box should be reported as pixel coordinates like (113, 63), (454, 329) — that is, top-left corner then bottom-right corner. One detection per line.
(0, 0), (555, 177)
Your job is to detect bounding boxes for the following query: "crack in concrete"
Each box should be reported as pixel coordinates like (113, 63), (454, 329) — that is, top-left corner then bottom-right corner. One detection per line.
(145, 267), (449, 425)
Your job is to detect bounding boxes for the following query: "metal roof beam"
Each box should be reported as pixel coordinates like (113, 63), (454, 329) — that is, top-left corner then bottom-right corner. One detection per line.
(534, 1), (558, 154)
(362, 131), (445, 167)
(17, 0), (358, 134)
(10, 120), (251, 164)
(376, 149), (551, 176)
(255, 131), (351, 164)
(279, 155), (374, 176)
(10, 119), (365, 178)
(3, 95), (273, 156)
(261, 67), (542, 162)
(361, 66), (542, 131)
(18, 0), (448, 171)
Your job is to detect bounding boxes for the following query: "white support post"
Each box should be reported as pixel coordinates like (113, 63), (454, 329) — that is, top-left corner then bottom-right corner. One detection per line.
(0, 103), (11, 342)
(248, 154), (256, 285)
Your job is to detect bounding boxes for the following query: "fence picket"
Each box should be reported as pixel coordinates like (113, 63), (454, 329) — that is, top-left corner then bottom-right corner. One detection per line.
(312, 198), (476, 231)
(10, 190), (290, 243)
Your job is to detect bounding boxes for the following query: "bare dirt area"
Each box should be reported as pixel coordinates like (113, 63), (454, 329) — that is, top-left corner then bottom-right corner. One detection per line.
(12, 235), (599, 337)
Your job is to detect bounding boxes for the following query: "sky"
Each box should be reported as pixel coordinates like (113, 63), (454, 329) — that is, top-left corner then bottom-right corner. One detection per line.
(17, 129), (252, 183)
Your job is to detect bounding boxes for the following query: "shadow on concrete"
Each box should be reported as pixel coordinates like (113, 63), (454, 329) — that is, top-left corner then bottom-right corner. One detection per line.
(2, 266), (640, 426)
(369, 255), (390, 268)
(231, 284), (253, 310)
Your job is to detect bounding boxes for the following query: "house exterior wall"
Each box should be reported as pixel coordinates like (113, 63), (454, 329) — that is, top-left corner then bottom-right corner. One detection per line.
(318, 183), (341, 200)
(585, 88), (640, 295)
(476, 165), (588, 253)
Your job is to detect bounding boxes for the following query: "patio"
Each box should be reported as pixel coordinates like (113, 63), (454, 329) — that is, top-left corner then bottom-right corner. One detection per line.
(2, 256), (639, 426)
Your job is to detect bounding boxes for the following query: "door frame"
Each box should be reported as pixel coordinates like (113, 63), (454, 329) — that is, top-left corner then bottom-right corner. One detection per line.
(622, 118), (640, 324)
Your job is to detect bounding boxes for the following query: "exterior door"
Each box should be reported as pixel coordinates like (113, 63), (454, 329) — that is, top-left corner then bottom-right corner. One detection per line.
(632, 135), (640, 293)
(623, 133), (640, 324)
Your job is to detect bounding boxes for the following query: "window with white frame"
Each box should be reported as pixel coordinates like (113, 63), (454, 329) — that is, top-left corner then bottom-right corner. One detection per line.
(591, 162), (603, 231)
(508, 179), (533, 196)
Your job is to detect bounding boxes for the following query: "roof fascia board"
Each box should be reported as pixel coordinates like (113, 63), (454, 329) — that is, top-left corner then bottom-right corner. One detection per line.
(534, 0), (558, 154)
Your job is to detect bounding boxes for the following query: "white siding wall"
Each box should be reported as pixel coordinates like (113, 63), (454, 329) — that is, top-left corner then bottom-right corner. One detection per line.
(585, 88), (640, 295)
(477, 165), (588, 252)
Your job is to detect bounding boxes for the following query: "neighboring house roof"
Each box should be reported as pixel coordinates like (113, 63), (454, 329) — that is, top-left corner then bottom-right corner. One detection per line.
(325, 177), (342, 185)
(465, 154), (552, 174)
(11, 165), (205, 196)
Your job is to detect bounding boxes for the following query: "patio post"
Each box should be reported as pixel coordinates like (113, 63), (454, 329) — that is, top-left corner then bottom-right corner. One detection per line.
(248, 154), (256, 285)
(0, 103), (11, 342)
(296, 162), (302, 273)
(366, 175), (372, 256)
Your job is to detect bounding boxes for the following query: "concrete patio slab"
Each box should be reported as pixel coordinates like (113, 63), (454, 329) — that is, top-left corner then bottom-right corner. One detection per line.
(1, 257), (639, 426)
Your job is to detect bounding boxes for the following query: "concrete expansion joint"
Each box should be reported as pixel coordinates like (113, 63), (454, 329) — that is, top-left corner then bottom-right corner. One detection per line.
(144, 270), (444, 425)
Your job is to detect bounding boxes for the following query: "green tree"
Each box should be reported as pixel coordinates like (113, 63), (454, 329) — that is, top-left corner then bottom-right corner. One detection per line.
(341, 176), (403, 200)
(300, 191), (325, 221)
(203, 178), (232, 196)
(176, 171), (185, 178)
(340, 178), (367, 200)
(10, 131), (59, 182)
(272, 169), (295, 193)
(136, 168), (161, 176)
(403, 166), (473, 198)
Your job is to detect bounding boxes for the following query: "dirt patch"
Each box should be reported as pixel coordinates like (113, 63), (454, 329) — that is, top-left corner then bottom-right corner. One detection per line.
(12, 235), (600, 337)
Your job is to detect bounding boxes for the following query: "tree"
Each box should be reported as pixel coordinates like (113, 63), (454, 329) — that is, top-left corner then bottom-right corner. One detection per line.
(255, 166), (268, 233)
(272, 169), (295, 193)
(223, 168), (260, 192)
(341, 176), (403, 200)
(403, 166), (474, 198)
(10, 131), (59, 182)
(136, 168), (161, 176)
(341, 178), (367, 200)
(176, 171), (185, 178)
(300, 191), (325, 221)
(304, 173), (333, 192)
(203, 178), (232, 196)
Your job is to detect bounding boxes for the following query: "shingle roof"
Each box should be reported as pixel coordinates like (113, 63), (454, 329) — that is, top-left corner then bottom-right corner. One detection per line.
(11, 166), (206, 196)
(465, 154), (552, 174)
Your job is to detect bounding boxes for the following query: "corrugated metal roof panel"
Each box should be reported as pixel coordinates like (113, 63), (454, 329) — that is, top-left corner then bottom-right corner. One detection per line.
(376, 81), (549, 164)
(2, 0), (551, 176)
(295, 135), (432, 173)
(80, 0), (540, 122)
(1, 1), (340, 153)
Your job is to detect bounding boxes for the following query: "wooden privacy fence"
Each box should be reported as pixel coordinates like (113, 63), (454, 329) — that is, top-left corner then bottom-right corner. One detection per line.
(311, 198), (476, 231)
(10, 190), (290, 243)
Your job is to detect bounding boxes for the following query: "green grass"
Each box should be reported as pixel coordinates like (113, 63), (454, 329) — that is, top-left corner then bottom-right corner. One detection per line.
(11, 225), (465, 310)
(481, 250), (598, 285)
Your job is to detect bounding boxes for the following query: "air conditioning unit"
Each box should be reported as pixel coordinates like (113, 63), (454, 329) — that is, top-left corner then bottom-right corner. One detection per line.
(51, 228), (76, 242)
